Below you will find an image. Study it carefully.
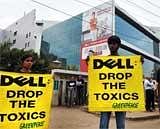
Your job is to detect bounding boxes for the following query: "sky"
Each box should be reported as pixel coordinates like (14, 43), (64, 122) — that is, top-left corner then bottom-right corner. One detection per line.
(0, 0), (160, 29)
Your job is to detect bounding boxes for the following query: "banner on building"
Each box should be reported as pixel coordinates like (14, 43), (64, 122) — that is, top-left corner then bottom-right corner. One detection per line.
(0, 71), (53, 129)
(88, 56), (145, 111)
(80, 1), (114, 72)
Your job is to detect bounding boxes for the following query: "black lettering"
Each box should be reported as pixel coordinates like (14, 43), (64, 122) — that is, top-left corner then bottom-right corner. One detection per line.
(38, 77), (46, 87)
(119, 93), (122, 100)
(108, 73), (115, 79)
(31, 112), (38, 119)
(117, 59), (125, 68)
(125, 73), (132, 79)
(110, 82), (118, 89)
(18, 112), (26, 120)
(7, 90), (16, 98)
(119, 82), (126, 89)
(26, 91), (35, 98)
(126, 59), (134, 69)
(102, 93), (110, 100)
(13, 76), (29, 86)
(102, 83), (109, 90)
(99, 73), (107, 80)
(104, 59), (117, 69)
(8, 113), (17, 121)
(27, 112), (30, 120)
(9, 100), (18, 108)
(110, 93), (118, 100)
(0, 114), (7, 122)
(0, 75), (13, 86)
(93, 59), (104, 69)
(19, 100), (27, 108)
(123, 93), (130, 100)
(17, 90), (25, 98)
(39, 111), (46, 119)
(132, 93), (139, 100)
(29, 77), (37, 86)
(36, 91), (43, 98)
(94, 93), (101, 100)
(116, 73), (124, 80)
(28, 100), (36, 108)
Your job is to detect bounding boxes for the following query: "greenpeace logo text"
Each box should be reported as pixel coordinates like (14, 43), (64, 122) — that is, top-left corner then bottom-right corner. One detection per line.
(0, 75), (46, 87)
(93, 58), (134, 69)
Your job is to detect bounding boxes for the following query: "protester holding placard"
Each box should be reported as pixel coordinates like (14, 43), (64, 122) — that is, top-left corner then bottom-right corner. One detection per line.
(99, 35), (126, 129)
(20, 54), (34, 73)
(0, 53), (53, 129)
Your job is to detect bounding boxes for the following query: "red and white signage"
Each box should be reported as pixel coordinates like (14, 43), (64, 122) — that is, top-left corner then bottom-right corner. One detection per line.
(80, 1), (114, 72)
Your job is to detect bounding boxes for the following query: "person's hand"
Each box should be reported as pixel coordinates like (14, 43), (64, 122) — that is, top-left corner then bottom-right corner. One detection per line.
(141, 56), (144, 64)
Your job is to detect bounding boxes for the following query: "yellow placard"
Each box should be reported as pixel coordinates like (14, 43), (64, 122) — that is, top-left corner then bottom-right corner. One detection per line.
(0, 71), (53, 129)
(88, 56), (145, 111)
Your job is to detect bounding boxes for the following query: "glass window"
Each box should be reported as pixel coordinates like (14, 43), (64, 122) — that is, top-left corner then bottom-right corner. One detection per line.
(119, 48), (134, 56)
(119, 48), (154, 77)
(28, 42), (30, 47)
(143, 58), (154, 77)
(115, 15), (154, 56)
(43, 14), (82, 67)
(26, 34), (28, 38)
(25, 43), (27, 48)
(29, 32), (31, 37)
(14, 31), (17, 36)
(13, 39), (16, 44)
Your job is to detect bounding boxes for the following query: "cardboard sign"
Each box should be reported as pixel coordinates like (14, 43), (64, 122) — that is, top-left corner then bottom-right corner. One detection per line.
(88, 56), (145, 111)
(0, 71), (53, 129)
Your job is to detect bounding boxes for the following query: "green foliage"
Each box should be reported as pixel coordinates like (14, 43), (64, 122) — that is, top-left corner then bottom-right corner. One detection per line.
(0, 42), (79, 73)
(0, 42), (49, 73)
(66, 64), (78, 71)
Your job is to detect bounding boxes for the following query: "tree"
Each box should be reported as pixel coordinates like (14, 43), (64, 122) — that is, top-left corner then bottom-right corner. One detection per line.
(0, 42), (48, 73)
(66, 64), (78, 71)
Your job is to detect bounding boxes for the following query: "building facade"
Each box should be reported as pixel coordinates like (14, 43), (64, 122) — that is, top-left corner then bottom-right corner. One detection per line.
(0, 10), (43, 54)
(42, 14), (82, 67)
(0, 10), (58, 55)
(115, 7), (160, 77)
(42, 2), (160, 77)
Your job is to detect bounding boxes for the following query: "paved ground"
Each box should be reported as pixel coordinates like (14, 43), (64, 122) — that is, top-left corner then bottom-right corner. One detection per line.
(49, 107), (160, 129)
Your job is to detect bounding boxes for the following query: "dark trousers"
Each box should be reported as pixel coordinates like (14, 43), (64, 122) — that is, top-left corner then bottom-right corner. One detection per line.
(76, 86), (84, 105)
(146, 89), (155, 111)
(100, 112), (126, 129)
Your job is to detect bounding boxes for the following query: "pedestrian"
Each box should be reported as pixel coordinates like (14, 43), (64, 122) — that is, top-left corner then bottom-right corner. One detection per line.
(76, 75), (85, 105)
(20, 54), (34, 73)
(67, 76), (76, 107)
(152, 79), (158, 111)
(144, 77), (155, 112)
(99, 35), (126, 129)
(156, 69), (160, 112)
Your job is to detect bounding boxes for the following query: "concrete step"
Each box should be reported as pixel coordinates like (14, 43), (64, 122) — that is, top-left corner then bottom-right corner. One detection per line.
(80, 106), (160, 120)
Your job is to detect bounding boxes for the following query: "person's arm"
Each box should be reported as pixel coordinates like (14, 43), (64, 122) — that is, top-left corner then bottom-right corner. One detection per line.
(141, 56), (144, 64)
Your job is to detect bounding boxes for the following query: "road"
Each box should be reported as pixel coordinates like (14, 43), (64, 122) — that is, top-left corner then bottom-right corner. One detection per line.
(49, 107), (160, 129)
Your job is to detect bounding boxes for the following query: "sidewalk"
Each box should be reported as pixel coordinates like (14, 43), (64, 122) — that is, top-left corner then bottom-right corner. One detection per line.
(80, 106), (160, 121)
(126, 110), (160, 120)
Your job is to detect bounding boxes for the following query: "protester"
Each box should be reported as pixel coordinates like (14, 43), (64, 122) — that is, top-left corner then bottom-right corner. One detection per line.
(20, 54), (34, 73)
(99, 35), (126, 129)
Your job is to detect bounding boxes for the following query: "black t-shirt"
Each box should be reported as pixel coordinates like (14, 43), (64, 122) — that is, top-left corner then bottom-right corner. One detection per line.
(77, 79), (84, 86)
(68, 80), (76, 88)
